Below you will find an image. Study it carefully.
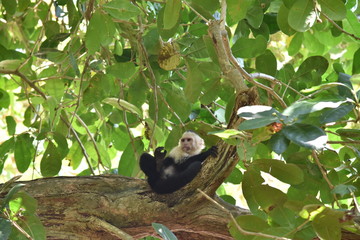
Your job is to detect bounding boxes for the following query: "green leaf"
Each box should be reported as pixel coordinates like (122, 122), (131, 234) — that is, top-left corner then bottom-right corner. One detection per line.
(152, 223), (178, 240)
(288, 32), (303, 56)
(103, 0), (140, 20)
(163, 0), (181, 30)
(320, 103), (353, 124)
(294, 56), (328, 83)
(282, 98), (351, 120)
(44, 21), (60, 38)
(331, 184), (357, 197)
(277, 4), (296, 35)
(40, 141), (63, 177)
(312, 210), (342, 240)
(318, 150), (340, 168)
(242, 168), (266, 217)
(288, 0), (316, 32)
(83, 74), (113, 105)
(225, 167), (243, 184)
(246, 5), (263, 29)
(67, 140), (84, 170)
(118, 138), (144, 177)
(0, 218), (11, 240)
(336, 129), (360, 140)
(237, 105), (281, 130)
(157, 6), (182, 40)
(164, 85), (192, 123)
(9, 215), (46, 240)
(229, 215), (269, 239)
(282, 123), (327, 150)
(85, 11), (115, 54)
(226, 0), (253, 25)
(253, 185), (287, 210)
(231, 35), (267, 58)
(103, 98), (142, 117)
(45, 79), (65, 102)
(107, 62), (137, 82)
(209, 129), (244, 139)
(253, 159), (304, 185)
(353, 48), (360, 75)
(318, 0), (346, 21)
(9, 191), (38, 215)
(2, 184), (26, 210)
(5, 116), (16, 135)
(14, 133), (35, 173)
(255, 50), (277, 76)
(269, 132), (290, 154)
(338, 73), (354, 99)
(0, 138), (14, 172)
(344, 11), (360, 39)
(184, 58), (203, 103)
(2, 0), (17, 16)
(0, 89), (10, 109)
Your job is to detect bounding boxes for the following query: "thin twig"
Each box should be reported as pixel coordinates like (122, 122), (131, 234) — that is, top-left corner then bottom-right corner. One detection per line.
(312, 150), (340, 207)
(74, 114), (104, 170)
(221, 34), (287, 108)
(182, 0), (210, 24)
(322, 13), (360, 41)
(250, 73), (304, 98)
(60, 115), (96, 175)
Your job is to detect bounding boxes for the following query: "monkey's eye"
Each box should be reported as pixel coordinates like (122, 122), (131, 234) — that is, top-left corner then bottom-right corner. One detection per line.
(181, 138), (192, 142)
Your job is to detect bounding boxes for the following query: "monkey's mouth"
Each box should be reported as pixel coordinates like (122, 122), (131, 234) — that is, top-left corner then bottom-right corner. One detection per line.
(182, 146), (191, 152)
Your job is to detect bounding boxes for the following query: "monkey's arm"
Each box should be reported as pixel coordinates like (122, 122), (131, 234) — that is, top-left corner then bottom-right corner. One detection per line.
(177, 146), (218, 170)
(139, 153), (158, 179)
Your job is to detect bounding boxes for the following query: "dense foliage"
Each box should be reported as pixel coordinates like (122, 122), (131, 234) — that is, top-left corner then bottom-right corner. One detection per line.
(0, 0), (360, 239)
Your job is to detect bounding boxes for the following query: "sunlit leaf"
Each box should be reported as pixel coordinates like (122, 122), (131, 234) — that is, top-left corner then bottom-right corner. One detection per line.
(152, 223), (178, 240)
(318, 0), (346, 21)
(288, 0), (316, 32)
(253, 159), (304, 185)
(312, 210), (342, 240)
(103, 0), (140, 20)
(103, 98), (142, 117)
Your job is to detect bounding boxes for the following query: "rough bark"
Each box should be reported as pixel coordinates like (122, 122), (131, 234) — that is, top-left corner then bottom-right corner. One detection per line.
(0, 175), (249, 239)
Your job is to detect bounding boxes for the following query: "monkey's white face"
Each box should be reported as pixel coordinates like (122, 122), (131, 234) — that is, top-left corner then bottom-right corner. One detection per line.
(180, 136), (194, 153)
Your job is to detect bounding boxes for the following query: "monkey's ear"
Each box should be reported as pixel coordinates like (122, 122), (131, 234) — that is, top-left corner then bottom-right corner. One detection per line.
(196, 136), (205, 150)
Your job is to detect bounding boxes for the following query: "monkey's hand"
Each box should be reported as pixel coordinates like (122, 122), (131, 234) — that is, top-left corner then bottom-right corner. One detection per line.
(154, 147), (167, 160)
(208, 146), (218, 158)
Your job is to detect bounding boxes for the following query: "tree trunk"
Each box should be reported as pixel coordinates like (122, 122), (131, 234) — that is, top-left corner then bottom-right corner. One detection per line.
(4, 175), (248, 239)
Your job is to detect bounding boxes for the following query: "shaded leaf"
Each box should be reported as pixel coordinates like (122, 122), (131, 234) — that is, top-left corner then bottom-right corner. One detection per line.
(282, 123), (327, 150)
(232, 35), (267, 58)
(14, 134), (35, 173)
(163, 0), (181, 30)
(40, 141), (63, 177)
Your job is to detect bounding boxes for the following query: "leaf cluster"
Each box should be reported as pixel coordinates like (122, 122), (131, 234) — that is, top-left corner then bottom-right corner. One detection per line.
(0, 0), (360, 239)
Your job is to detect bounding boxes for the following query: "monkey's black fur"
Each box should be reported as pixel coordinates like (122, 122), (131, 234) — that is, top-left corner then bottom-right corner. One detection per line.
(140, 146), (217, 194)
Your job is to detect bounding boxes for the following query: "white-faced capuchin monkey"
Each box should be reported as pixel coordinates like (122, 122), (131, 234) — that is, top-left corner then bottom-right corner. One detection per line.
(140, 131), (218, 194)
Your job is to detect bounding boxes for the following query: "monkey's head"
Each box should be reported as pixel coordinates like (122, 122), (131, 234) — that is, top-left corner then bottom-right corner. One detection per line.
(179, 131), (205, 155)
